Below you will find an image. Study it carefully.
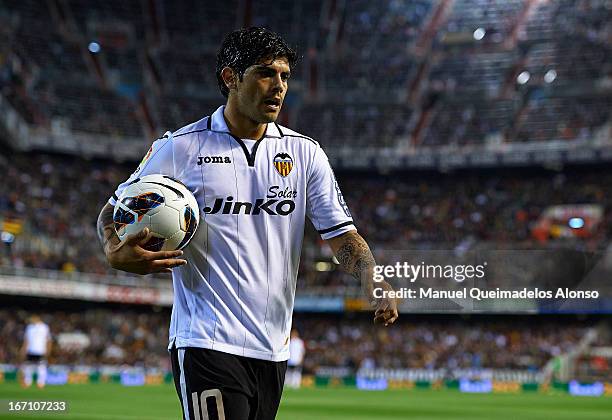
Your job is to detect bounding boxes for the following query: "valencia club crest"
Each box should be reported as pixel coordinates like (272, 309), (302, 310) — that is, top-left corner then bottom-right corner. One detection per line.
(273, 152), (293, 177)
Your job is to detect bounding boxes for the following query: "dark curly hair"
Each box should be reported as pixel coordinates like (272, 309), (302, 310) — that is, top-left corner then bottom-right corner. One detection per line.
(216, 27), (297, 98)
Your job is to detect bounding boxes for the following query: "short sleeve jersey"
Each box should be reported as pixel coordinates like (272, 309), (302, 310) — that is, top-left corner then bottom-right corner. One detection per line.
(288, 337), (305, 366)
(110, 105), (355, 361)
(25, 322), (50, 356)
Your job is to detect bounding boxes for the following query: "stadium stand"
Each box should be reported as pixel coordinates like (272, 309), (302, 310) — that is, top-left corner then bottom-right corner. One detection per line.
(1, 150), (610, 279)
(296, 315), (592, 373)
(2, 0), (143, 138)
(0, 307), (597, 375)
(513, 95), (611, 143)
(2, 0), (608, 148)
(0, 152), (123, 274)
(321, 0), (432, 97)
(0, 0), (611, 393)
(0, 307), (170, 369)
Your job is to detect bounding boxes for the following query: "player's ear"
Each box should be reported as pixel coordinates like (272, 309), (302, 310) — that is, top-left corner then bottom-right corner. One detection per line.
(221, 67), (238, 92)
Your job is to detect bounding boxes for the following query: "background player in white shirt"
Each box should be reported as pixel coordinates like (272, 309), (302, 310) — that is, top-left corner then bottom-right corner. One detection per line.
(20, 315), (51, 389)
(285, 329), (305, 389)
(97, 27), (398, 420)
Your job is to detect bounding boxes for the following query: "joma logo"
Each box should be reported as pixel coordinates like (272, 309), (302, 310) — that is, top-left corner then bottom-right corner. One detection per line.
(197, 156), (231, 165)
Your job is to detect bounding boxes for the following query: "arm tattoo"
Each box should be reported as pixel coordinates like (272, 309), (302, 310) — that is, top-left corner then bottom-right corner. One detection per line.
(335, 232), (376, 290)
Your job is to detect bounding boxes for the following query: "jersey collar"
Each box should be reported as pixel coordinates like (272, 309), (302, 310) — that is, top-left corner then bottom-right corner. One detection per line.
(210, 105), (283, 139)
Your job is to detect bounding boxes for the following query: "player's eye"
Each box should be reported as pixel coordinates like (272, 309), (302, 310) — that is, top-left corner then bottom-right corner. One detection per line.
(259, 69), (276, 78)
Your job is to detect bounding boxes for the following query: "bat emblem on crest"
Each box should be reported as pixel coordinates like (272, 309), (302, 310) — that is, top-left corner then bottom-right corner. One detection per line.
(273, 152), (293, 177)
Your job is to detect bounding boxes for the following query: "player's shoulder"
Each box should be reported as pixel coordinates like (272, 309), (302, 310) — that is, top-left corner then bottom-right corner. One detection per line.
(274, 123), (320, 148)
(167, 115), (211, 141)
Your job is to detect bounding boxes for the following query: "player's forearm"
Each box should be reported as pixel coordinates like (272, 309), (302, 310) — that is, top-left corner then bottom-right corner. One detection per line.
(332, 231), (378, 300)
(96, 202), (120, 254)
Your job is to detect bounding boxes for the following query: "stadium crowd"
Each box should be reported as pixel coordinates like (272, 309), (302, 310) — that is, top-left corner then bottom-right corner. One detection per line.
(0, 309), (591, 374)
(0, 153), (124, 274)
(0, 0), (609, 396)
(0, 309), (170, 370)
(1, 151), (610, 279)
(1, 0), (610, 148)
(296, 316), (591, 373)
(1, 151), (610, 282)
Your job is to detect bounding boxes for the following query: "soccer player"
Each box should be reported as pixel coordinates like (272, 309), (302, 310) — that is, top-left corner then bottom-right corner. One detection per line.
(97, 27), (398, 420)
(20, 315), (51, 389)
(285, 329), (305, 389)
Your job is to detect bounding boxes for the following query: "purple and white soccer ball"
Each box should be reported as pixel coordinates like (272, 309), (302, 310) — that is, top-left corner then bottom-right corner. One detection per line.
(113, 174), (199, 251)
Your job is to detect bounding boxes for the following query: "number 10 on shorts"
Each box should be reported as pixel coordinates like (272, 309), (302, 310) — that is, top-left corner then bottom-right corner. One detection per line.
(191, 389), (225, 420)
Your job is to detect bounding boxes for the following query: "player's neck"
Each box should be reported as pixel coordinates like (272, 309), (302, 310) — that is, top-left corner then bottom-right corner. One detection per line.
(223, 103), (266, 140)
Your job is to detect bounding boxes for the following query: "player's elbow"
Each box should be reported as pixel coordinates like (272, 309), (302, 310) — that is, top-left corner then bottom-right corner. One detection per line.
(97, 203), (115, 244)
(98, 202), (114, 225)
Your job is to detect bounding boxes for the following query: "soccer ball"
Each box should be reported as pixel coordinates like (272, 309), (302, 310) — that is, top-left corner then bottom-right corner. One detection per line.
(113, 174), (199, 251)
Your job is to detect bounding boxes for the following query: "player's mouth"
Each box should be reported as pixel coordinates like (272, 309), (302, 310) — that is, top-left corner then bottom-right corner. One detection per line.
(263, 97), (281, 112)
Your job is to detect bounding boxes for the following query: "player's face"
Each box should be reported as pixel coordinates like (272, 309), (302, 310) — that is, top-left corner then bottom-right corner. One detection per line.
(235, 57), (290, 124)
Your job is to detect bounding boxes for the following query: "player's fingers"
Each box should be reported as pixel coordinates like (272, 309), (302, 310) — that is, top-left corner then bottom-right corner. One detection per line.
(375, 301), (390, 316)
(384, 311), (399, 326)
(150, 258), (187, 269)
(374, 309), (395, 324)
(153, 268), (173, 274)
(376, 309), (392, 319)
(373, 312), (389, 324)
(145, 249), (184, 261)
(125, 227), (149, 245)
(137, 228), (156, 247)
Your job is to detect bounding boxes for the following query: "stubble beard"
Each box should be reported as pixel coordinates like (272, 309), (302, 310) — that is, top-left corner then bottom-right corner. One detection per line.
(238, 96), (277, 125)
(249, 104), (279, 124)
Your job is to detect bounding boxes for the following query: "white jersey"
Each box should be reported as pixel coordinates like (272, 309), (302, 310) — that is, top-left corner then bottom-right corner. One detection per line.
(288, 337), (305, 367)
(25, 322), (50, 356)
(110, 105), (355, 361)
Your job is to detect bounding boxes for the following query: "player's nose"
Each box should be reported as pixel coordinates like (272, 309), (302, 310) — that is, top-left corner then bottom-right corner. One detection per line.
(271, 73), (284, 93)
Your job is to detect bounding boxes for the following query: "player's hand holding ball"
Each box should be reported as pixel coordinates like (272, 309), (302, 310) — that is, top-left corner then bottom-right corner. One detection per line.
(106, 174), (199, 275)
(105, 227), (186, 275)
